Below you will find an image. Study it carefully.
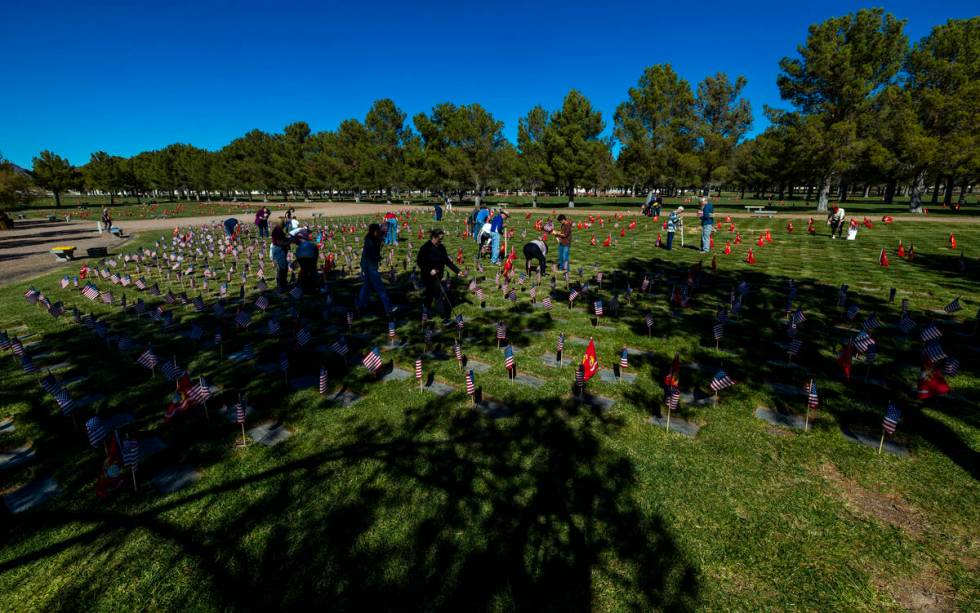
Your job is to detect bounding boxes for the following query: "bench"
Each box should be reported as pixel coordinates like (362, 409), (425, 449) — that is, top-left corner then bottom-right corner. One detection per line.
(744, 205), (764, 213)
(751, 210), (777, 218)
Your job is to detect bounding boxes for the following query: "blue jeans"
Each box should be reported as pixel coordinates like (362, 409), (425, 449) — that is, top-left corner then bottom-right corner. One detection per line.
(557, 244), (570, 271)
(666, 232), (674, 250)
(385, 220), (398, 244)
(701, 224), (712, 252)
(357, 267), (392, 314)
(490, 232), (502, 264)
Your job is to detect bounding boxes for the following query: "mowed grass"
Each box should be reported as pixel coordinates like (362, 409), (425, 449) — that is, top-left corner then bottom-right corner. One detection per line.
(0, 210), (978, 610)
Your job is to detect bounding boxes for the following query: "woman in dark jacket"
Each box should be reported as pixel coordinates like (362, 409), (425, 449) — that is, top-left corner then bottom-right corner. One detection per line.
(416, 229), (460, 323)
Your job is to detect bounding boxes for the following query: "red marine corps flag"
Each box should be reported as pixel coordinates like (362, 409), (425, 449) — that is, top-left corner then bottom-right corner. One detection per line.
(581, 338), (599, 382)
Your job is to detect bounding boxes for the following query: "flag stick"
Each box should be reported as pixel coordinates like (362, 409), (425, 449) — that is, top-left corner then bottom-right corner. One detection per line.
(666, 406), (671, 432)
(241, 422), (247, 447)
(877, 431), (885, 454)
(131, 468), (138, 492)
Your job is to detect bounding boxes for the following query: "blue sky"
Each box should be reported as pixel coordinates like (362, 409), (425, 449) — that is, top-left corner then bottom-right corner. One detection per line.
(1, 1), (976, 168)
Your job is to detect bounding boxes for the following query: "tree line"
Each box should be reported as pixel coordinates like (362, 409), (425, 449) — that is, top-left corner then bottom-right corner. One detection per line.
(2, 10), (976, 214)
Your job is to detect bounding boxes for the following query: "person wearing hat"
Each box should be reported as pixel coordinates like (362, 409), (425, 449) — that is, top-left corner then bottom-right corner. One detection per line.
(416, 228), (461, 324)
(489, 209), (509, 264)
(666, 206), (683, 250)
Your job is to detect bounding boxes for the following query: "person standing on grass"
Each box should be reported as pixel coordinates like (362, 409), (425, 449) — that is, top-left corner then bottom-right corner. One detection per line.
(473, 204), (489, 241)
(294, 229), (319, 292)
(666, 206), (683, 250)
(827, 205), (846, 239)
(416, 229), (460, 324)
(357, 223), (395, 316)
(255, 206), (271, 238)
(101, 208), (112, 234)
(523, 238), (548, 275)
(698, 197), (713, 253)
(383, 211), (398, 245)
(552, 214), (573, 271)
(489, 209), (509, 265)
(270, 218), (292, 292)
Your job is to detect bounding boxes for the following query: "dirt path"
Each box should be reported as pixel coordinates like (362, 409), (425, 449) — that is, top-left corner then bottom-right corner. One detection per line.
(2, 201), (977, 287)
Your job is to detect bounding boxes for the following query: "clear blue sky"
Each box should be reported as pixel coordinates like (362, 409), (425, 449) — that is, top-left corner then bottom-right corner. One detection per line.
(1, 0), (976, 168)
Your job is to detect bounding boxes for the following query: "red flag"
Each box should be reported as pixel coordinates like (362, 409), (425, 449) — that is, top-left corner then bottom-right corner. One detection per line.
(723, 241), (732, 255)
(879, 248), (889, 267)
(582, 338), (599, 381)
(656, 233), (662, 247)
(745, 248), (756, 264)
(663, 353), (680, 388)
(95, 432), (125, 499)
(602, 234), (611, 247)
(786, 221), (794, 233)
(917, 368), (950, 399)
(897, 240), (905, 257)
(837, 344), (852, 381)
(620, 228), (626, 237)
(949, 233), (956, 249)
(764, 230), (773, 243)
(881, 215), (894, 224)
(590, 235), (597, 246)
(734, 232), (742, 244)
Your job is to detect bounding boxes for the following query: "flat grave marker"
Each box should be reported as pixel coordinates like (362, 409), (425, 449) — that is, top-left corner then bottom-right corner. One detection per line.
(599, 369), (636, 384)
(0, 444), (35, 471)
(248, 422), (293, 447)
(3, 476), (60, 514)
(841, 427), (909, 457)
(423, 381), (455, 397)
(754, 407), (807, 431)
(646, 415), (700, 438)
(152, 465), (201, 494)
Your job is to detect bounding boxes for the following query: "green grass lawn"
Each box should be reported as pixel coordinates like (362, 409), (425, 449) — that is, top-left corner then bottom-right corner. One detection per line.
(16, 199), (284, 222)
(0, 211), (977, 610)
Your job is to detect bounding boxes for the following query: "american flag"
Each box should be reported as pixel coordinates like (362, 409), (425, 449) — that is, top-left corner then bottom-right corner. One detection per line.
(943, 357), (960, 376)
(148, 284), (161, 296)
(255, 295), (270, 311)
(619, 348), (628, 369)
(415, 358), (423, 380)
(922, 341), (946, 364)
(641, 276), (650, 291)
(137, 348), (160, 370)
(899, 314), (916, 335)
(60, 276), (70, 289)
(529, 286), (537, 302)
(85, 416), (106, 447)
(54, 389), (74, 415)
(807, 381), (819, 409)
(24, 287), (40, 303)
(475, 287), (485, 303)
(575, 363), (585, 389)
(709, 370), (735, 392)
(47, 302), (64, 318)
(594, 300), (603, 317)
(456, 314), (465, 330)
(507, 289), (518, 302)
(99, 290), (114, 305)
(164, 291), (176, 305)
(82, 284), (99, 300)
(235, 402), (247, 424)
(161, 360), (185, 381)
(453, 341), (463, 364)
(542, 295), (553, 310)
(362, 347), (383, 372)
(666, 387), (680, 411)
(644, 312), (654, 330)
(465, 369), (475, 396)
(717, 307), (729, 324)
(122, 438), (141, 470)
(20, 355), (36, 374)
(568, 287), (579, 303)
(862, 313), (882, 330)
(319, 367), (328, 394)
(791, 307), (806, 325)
(40, 375), (61, 395)
(235, 310), (251, 328)
(787, 338), (803, 357)
(330, 336), (349, 357)
(388, 321), (396, 339)
(346, 311), (354, 326)
(852, 331), (875, 353)
(920, 324), (941, 342)
(882, 402), (900, 434)
(712, 323), (724, 341)
(295, 326), (312, 346)
(557, 333), (565, 354)
(279, 352), (290, 373)
(0, 331), (10, 351)
(846, 304), (859, 320)
(504, 345), (515, 370)
(289, 285), (303, 299)
(187, 377), (212, 404)
(496, 322), (506, 340)
(944, 297), (962, 314)
(193, 295), (206, 312)
(134, 277), (147, 290)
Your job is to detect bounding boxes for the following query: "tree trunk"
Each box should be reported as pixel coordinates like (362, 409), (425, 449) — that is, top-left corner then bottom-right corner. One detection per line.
(739, 186), (745, 199)
(931, 177), (940, 203)
(958, 178), (967, 204)
(862, 184), (870, 198)
(531, 188), (537, 208)
(884, 179), (896, 204)
(816, 175), (831, 212)
(838, 180), (848, 202)
(943, 176), (954, 205)
(908, 171), (926, 213)
(567, 183), (575, 208)
(54, 190), (61, 207)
